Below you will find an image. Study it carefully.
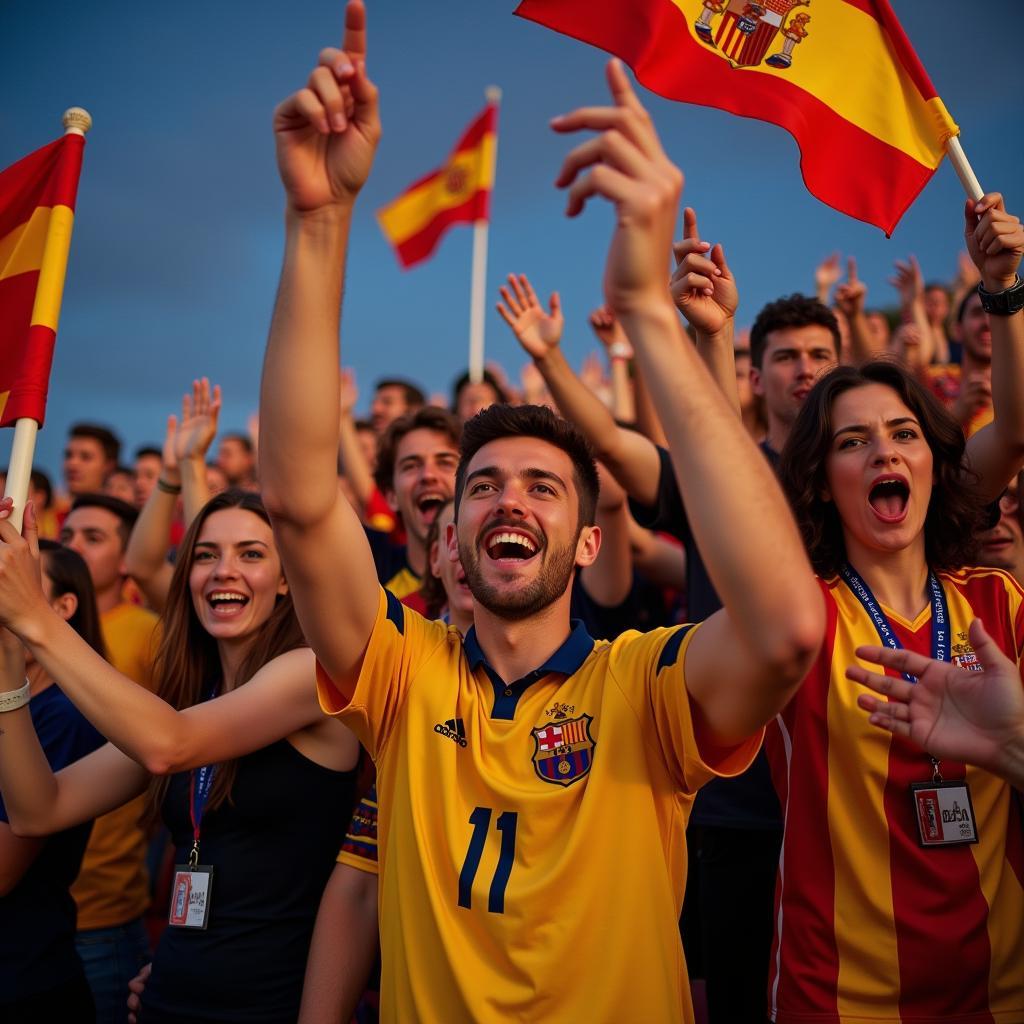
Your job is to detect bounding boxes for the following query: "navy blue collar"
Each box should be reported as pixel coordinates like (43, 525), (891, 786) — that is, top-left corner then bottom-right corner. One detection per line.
(464, 619), (593, 680)
(464, 620), (594, 719)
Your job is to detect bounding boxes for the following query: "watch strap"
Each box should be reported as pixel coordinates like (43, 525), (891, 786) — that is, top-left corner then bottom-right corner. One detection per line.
(978, 276), (1024, 317)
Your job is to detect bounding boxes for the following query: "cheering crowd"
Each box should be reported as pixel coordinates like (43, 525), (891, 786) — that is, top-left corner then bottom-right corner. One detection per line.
(1, 3), (1023, 1022)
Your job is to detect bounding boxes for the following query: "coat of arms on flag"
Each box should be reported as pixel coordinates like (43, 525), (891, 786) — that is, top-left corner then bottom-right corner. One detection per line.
(692, 0), (812, 70)
(531, 714), (595, 788)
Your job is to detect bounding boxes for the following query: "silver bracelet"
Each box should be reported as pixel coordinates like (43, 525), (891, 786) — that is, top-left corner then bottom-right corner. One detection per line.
(0, 679), (31, 713)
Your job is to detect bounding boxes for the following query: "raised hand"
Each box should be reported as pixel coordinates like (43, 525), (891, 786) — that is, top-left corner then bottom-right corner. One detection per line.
(890, 255), (924, 310)
(174, 378), (222, 465)
(339, 367), (358, 417)
(814, 251), (841, 303)
(848, 618), (1024, 778)
(496, 273), (564, 359)
(965, 193), (1024, 292)
(0, 501), (48, 640)
(273, 0), (381, 213)
(670, 207), (737, 336)
(834, 256), (867, 319)
(588, 306), (632, 357)
(551, 60), (682, 316)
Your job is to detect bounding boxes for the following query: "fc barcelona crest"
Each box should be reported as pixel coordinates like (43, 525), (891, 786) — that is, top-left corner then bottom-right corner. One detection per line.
(692, 0), (812, 71)
(531, 714), (595, 788)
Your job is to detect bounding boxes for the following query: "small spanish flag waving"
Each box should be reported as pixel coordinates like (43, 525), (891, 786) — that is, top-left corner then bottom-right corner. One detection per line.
(0, 125), (87, 427)
(378, 102), (498, 269)
(516, 0), (958, 235)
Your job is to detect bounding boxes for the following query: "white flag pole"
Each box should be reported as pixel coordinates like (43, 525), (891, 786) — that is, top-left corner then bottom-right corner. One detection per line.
(3, 107), (92, 534)
(468, 86), (501, 385)
(946, 136), (984, 203)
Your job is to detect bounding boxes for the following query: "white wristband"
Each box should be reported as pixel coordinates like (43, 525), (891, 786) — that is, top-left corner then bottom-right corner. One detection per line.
(0, 679), (31, 713)
(608, 341), (633, 361)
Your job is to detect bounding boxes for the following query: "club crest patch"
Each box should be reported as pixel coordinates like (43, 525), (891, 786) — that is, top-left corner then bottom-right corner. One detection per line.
(531, 714), (595, 787)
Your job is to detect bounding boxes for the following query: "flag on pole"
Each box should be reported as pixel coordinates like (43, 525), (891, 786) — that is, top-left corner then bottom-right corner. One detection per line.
(0, 131), (86, 426)
(515, 0), (958, 235)
(378, 102), (498, 269)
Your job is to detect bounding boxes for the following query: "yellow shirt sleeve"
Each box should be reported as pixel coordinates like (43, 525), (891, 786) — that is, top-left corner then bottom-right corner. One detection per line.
(608, 622), (763, 794)
(315, 587), (451, 757)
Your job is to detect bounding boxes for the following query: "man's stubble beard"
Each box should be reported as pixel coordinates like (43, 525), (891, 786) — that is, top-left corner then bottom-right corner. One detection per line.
(459, 533), (578, 623)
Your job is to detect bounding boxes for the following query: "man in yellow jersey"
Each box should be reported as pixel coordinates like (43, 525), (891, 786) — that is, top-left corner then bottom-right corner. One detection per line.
(260, 5), (823, 1021)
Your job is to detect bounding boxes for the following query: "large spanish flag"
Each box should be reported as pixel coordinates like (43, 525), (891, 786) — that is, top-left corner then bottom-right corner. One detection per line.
(378, 102), (498, 269)
(0, 131), (86, 427)
(516, 0), (958, 235)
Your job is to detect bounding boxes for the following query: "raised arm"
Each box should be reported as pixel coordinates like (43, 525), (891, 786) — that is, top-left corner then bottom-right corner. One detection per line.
(961, 193), (1024, 500)
(553, 61), (822, 743)
(578, 461), (633, 609)
(834, 257), (876, 363)
(496, 273), (663, 505)
(259, 1), (381, 693)
(669, 206), (739, 414)
(336, 367), (376, 516)
(587, 306), (636, 424)
(890, 255), (935, 367)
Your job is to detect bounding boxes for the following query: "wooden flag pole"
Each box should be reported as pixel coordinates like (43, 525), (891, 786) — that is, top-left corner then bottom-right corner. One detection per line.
(946, 136), (984, 203)
(468, 86), (501, 385)
(3, 107), (92, 533)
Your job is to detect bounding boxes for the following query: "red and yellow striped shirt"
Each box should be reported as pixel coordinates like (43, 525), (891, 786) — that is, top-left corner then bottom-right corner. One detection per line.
(766, 569), (1024, 1023)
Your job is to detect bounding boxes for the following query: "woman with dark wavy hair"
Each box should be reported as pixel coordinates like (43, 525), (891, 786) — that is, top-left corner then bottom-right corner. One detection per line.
(0, 489), (360, 1023)
(767, 358), (1024, 1022)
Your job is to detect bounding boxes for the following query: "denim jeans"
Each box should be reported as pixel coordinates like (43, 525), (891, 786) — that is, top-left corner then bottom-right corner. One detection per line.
(76, 917), (151, 1024)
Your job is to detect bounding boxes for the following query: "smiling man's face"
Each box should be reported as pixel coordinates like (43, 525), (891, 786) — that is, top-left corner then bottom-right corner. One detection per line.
(453, 436), (594, 621)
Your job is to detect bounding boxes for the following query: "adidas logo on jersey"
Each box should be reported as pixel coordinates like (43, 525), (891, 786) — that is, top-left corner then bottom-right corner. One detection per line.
(434, 718), (468, 748)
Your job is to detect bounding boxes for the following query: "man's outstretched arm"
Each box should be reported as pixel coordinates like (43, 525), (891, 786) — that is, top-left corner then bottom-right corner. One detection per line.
(260, 0), (381, 693)
(553, 61), (822, 744)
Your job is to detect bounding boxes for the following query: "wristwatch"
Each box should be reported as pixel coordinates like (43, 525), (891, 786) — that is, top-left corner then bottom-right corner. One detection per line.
(978, 276), (1024, 316)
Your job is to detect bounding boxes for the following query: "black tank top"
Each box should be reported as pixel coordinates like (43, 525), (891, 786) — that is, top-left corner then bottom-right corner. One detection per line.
(141, 739), (357, 1023)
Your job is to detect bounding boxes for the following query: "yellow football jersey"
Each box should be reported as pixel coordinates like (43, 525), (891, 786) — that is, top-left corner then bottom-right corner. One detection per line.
(317, 589), (762, 1023)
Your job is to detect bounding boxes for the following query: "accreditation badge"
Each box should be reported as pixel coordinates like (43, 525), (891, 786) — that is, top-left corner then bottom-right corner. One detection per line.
(168, 864), (214, 929)
(911, 781), (979, 848)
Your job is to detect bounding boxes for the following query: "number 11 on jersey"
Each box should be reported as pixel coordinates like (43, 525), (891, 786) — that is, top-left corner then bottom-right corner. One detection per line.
(458, 806), (518, 913)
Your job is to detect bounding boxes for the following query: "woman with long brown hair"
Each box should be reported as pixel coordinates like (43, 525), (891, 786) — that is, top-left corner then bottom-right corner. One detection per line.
(0, 489), (359, 1023)
(768, 358), (1024, 1023)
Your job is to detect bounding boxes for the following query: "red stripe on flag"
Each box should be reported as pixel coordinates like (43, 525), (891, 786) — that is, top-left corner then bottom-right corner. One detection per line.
(516, 0), (936, 233)
(398, 105), (498, 195)
(0, 321), (57, 428)
(392, 189), (491, 270)
(0, 135), (84, 239)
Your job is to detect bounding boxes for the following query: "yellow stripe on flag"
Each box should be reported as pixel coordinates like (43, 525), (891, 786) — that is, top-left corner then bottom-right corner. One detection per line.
(671, 0), (957, 166)
(378, 135), (495, 246)
(0, 206), (52, 282)
(0, 391), (7, 422)
(30, 204), (75, 331)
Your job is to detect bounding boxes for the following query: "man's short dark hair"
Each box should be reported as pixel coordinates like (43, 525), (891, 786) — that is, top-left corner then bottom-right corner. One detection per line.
(69, 493), (139, 549)
(30, 468), (53, 507)
(134, 446), (162, 461)
(374, 407), (462, 495)
(955, 285), (981, 325)
(220, 432), (254, 454)
(450, 368), (509, 410)
(374, 378), (426, 409)
(455, 405), (599, 528)
(107, 464), (134, 480)
(750, 295), (841, 369)
(69, 423), (121, 464)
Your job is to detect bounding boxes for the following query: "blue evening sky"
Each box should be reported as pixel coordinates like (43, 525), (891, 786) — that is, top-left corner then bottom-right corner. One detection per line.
(2, 0), (1021, 484)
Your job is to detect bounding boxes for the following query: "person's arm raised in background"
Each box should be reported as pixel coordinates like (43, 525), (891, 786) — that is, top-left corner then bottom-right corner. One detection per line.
(588, 306), (636, 425)
(336, 367), (377, 520)
(814, 252), (841, 307)
(670, 206), (740, 415)
(834, 257), (876, 364)
(961, 193), (1024, 501)
(258, 0), (381, 695)
(890, 254), (936, 368)
(578, 461), (633, 610)
(552, 60), (822, 742)
(496, 272), (663, 507)
(125, 378), (217, 611)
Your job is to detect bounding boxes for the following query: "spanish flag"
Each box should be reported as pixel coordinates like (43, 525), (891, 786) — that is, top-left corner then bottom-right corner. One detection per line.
(378, 103), (498, 269)
(516, 0), (958, 235)
(0, 131), (86, 427)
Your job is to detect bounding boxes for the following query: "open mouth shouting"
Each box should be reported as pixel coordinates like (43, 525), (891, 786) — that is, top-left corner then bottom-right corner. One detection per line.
(415, 492), (448, 526)
(206, 589), (251, 618)
(483, 525), (541, 567)
(867, 474), (910, 524)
